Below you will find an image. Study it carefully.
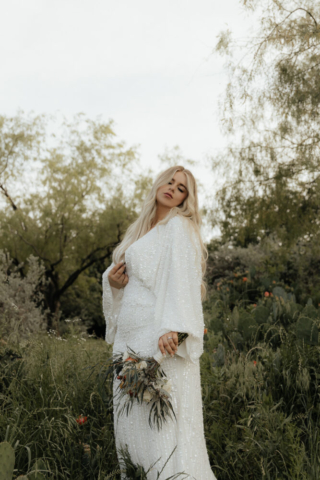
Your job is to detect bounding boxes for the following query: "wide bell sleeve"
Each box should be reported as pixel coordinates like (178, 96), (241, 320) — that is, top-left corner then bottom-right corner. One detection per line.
(102, 262), (124, 344)
(154, 216), (205, 364)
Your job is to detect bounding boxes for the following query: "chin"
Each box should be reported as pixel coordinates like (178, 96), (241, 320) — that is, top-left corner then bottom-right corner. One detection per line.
(157, 195), (171, 207)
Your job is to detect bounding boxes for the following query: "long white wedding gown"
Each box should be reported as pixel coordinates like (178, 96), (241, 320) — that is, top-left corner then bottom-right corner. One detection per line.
(102, 215), (217, 480)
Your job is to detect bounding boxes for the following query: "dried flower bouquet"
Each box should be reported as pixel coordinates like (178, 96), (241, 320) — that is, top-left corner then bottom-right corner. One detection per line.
(93, 333), (188, 431)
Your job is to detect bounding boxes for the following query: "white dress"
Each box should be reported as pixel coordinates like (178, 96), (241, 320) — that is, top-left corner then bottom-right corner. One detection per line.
(102, 215), (217, 480)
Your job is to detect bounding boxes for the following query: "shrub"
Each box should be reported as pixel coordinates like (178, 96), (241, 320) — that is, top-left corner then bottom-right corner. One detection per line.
(0, 250), (48, 342)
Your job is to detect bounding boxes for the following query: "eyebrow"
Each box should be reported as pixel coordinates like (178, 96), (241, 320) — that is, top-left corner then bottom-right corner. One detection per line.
(171, 178), (187, 190)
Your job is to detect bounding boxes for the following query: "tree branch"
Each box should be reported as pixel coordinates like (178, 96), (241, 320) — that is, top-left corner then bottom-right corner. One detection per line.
(57, 244), (118, 297)
(294, 8), (318, 27)
(14, 230), (51, 263)
(0, 184), (18, 210)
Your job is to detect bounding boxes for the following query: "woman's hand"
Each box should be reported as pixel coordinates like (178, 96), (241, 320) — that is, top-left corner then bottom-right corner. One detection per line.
(158, 331), (178, 357)
(108, 261), (129, 289)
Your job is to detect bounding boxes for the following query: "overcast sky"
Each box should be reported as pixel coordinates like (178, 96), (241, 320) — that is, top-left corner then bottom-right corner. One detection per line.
(0, 0), (253, 238)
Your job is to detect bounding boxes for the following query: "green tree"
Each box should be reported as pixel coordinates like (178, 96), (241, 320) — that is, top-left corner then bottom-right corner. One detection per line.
(211, 0), (320, 248)
(0, 111), (153, 329)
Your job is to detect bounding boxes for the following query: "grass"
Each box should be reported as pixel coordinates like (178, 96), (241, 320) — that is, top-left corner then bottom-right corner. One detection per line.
(1, 308), (320, 479)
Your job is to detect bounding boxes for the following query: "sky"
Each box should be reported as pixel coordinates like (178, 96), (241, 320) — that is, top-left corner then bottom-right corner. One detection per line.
(0, 0), (253, 239)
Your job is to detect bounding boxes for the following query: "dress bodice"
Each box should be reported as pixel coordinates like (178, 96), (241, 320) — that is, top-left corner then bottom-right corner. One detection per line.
(124, 224), (164, 294)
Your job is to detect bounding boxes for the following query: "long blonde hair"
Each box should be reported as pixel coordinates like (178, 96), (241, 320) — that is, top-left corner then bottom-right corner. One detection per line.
(112, 166), (208, 300)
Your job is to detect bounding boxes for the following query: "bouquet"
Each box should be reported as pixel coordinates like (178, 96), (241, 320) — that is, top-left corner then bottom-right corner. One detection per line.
(91, 333), (188, 431)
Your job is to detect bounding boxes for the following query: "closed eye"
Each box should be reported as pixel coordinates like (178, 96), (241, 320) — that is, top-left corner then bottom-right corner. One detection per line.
(168, 181), (185, 193)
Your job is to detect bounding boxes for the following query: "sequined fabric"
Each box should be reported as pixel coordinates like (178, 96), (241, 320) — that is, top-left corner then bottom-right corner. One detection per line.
(102, 215), (217, 479)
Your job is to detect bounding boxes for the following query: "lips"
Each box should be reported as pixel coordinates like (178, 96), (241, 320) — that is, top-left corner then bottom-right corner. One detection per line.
(164, 192), (173, 199)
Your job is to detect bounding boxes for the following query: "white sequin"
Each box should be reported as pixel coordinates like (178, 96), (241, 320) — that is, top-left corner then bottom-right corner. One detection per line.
(102, 215), (217, 479)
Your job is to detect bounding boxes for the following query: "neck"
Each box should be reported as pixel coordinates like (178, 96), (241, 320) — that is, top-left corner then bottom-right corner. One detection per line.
(152, 204), (171, 226)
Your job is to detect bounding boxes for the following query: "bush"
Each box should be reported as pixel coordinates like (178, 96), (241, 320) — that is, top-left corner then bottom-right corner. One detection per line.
(201, 281), (320, 479)
(0, 250), (48, 342)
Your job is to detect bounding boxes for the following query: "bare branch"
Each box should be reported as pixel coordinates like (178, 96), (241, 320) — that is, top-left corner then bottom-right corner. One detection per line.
(14, 230), (51, 263)
(0, 184), (18, 210)
(57, 244), (117, 297)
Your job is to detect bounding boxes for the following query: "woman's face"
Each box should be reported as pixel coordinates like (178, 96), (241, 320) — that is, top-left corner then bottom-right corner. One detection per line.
(156, 171), (188, 208)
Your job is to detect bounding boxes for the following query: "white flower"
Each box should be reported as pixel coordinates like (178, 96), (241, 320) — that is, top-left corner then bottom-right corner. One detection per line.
(143, 389), (153, 402)
(122, 351), (129, 361)
(137, 361), (147, 370)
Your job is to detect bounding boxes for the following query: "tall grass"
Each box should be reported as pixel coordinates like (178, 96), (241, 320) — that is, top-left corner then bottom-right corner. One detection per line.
(1, 293), (320, 478)
(0, 325), (117, 479)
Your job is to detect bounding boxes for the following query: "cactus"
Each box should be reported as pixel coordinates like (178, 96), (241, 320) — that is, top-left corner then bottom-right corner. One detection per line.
(15, 476), (28, 480)
(230, 332), (244, 352)
(0, 441), (15, 480)
(272, 302), (277, 321)
(213, 344), (225, 367)
(231, 306), (239, 328)
(249, 265), (256, 279)
(28, 459), (46, 480)
(260, 277), (271, 289)
(272, 286), (287, 301)
(302, 304), (319, 320)
(287, 292), (296, 303)
(296, 317), (318, 346)
(28, 472), (46, 480)
(238, 314), (257, 341)
(254, 306), (270, 325)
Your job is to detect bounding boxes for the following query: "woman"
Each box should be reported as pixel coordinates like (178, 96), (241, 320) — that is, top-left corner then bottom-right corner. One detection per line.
(102, 166), (217, 479)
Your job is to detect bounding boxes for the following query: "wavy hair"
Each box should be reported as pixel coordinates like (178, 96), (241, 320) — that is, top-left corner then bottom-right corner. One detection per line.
(112, 166), (208, 300)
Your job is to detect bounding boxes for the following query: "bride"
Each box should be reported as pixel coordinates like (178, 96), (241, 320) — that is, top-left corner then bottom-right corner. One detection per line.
(102, 166), (217, 479)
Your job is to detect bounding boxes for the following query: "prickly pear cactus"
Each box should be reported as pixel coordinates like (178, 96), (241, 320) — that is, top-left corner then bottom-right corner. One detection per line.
(213, 344), (225, 367)
(296, 316), (319, 346)
(254, 306), (270, 325)
(302, 305), (319, 320)
(287, 292), (296, 303)
(28, 459), (46, 480)
(229, 332), (244, 352)
(238, 313), (257, 341)
(272, 286), (287, 301)
(0, 441), (15, 480)
(249, 265), (256, 279)
(28, 472), (45, 480)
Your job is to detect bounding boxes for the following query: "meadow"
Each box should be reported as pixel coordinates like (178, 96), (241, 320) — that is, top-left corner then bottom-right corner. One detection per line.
(2, 270), (320, 479)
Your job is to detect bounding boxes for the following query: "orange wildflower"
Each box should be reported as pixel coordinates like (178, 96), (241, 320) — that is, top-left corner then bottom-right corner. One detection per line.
(204, 328), (208, 335)
(253, 361), (257, 366)
(253, 304), (257, 307)
(264, 292), (270, 297)
(125, 357), (137, 362)
(242, 277), (247, 282)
